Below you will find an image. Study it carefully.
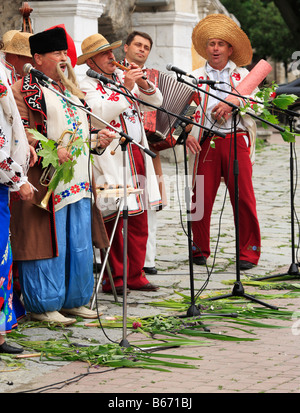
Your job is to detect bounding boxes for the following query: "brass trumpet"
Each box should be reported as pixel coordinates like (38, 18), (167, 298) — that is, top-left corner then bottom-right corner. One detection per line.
(36, 122), (82, 211)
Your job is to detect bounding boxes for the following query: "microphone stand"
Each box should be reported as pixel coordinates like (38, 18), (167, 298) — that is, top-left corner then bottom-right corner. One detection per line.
(176, 123), (203, 317)
(99, 81), (226, 140)
(37, 79), (156, 348)
(219, 86), (300, 281)
(254, 111), (300, 281)
(119, 137), (130, 347)
(101, 80), (228, 324)
(177, 75), (284, 310)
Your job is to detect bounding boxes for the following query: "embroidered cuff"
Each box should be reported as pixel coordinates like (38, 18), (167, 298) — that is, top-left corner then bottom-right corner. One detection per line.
(138, 81), (156, 95)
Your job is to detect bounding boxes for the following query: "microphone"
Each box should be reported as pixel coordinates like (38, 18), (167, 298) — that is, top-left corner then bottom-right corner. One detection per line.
(166, 64), (195, 79)
(86, 69), (121, 88)
(192, 78), (225, 85)
(23, 63), (59, 86)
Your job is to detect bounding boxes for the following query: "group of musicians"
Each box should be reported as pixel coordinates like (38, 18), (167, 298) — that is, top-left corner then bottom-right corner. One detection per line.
(0, 14), (261, 353)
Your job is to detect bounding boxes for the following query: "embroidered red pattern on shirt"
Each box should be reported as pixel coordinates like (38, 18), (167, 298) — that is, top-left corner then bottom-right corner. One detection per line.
(107, 120), (121, 132)
(198, 76), (204, 87)
(195, 110), (201, 123)
(232, 73), (241, 81)
(96, 82), (106, 94)
(0, 160), (12, 171)
(0, 136), (6, 148)
(107, 92), (120, 102)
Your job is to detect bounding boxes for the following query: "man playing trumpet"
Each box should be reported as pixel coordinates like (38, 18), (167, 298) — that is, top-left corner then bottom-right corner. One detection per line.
(10, 27), (114, 325)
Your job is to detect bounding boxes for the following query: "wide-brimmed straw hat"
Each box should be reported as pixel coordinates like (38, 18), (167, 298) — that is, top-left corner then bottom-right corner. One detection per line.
(2, 31), (33, 58)
(77, 33), (122, 65)
(2, 30), (19, 49)
(192, 14), (253, 67)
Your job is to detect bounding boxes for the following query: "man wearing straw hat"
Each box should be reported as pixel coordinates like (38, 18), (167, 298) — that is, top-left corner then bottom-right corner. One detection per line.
(78, 33), (162, 294)
(10, 27), (113, 325)
(0, 31), (33, 85)
(186, 14), (261, 271)
(0, 30), (19, 84)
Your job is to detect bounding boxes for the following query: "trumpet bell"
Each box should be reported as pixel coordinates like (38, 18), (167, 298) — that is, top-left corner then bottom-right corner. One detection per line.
(36, 121), (82, 211)
(35, 188), (53, 212)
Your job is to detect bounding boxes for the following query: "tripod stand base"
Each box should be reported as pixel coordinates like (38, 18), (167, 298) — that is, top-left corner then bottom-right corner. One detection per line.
(119, 338), (130, 348)
(177, 305), (210, 332)
(187, 304), (201, 317)
(208, 281), (278, 310)
(253, 263), (300, 281)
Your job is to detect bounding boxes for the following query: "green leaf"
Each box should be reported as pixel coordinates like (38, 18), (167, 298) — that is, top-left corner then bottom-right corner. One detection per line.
(280, 129), (296, 143)
(60, 161), (76, 184)
(27, 128), (48, 142)
(38, 141), (59, 170)
(28, 126), (87, 190)
(273, 94), (298, 109)
(48, 160), (76, 191)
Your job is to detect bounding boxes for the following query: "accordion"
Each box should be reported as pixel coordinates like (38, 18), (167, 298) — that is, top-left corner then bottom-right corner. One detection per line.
(143, 68), (197, 151)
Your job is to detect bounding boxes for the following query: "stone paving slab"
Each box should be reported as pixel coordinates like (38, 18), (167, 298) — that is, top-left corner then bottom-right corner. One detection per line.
(7, 295), (298, 395)
(1, 132), (300, 395)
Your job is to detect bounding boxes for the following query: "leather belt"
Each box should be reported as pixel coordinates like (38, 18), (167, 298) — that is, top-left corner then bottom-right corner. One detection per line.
(201, 129), (247, 145)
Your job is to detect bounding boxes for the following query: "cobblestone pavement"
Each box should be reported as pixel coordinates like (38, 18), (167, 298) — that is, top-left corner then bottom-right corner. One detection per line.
(1, 131), (300, 396)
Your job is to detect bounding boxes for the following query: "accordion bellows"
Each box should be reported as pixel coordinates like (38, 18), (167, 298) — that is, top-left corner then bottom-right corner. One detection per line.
(144, 69), (196, 151)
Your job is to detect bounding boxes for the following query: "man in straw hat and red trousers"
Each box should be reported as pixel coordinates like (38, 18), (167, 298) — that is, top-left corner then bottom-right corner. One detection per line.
(186, 14), (261, 271)
(78, 33), (162, 294)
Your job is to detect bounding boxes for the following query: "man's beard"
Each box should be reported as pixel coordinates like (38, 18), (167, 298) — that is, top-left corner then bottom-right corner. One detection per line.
(56, 61), (85, 100)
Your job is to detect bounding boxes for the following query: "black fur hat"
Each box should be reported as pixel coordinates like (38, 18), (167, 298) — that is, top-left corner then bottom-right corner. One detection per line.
(29, 27), (68, 56)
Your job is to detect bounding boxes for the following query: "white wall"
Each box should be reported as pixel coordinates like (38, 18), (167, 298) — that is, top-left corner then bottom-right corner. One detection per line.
(29, 0), (105, 79)
(132, 11), (198, 74)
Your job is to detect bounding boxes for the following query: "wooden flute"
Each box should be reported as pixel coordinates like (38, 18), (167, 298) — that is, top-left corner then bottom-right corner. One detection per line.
(112, 60), (147, 80)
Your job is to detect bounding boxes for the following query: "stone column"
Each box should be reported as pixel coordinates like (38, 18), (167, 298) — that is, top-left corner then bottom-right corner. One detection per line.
(132, 10), (198, 74)
(132, 10), (198, 162)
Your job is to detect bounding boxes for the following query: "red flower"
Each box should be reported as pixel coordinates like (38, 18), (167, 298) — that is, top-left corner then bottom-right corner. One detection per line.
(54, 194), (62, 204)
(70, 184), (80, 194)
(0, 83), (8, 97)
(132, 321), (142, 329)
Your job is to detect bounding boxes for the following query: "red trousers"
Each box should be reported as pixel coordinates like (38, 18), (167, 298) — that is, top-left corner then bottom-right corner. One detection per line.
(102, 145), (150, 291)
(191, 133), (261, 265)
